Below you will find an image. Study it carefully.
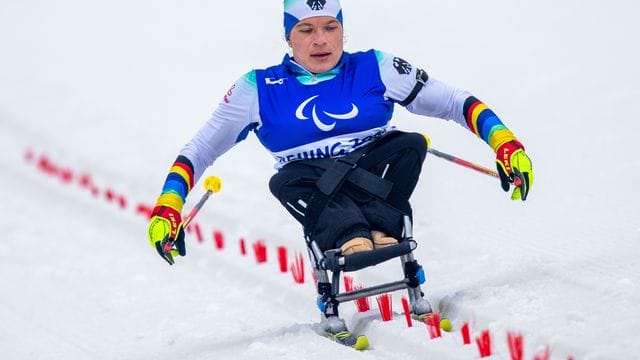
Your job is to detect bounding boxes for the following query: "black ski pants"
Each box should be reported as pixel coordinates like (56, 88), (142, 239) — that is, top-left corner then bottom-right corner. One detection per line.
(269, 131), (428, 251)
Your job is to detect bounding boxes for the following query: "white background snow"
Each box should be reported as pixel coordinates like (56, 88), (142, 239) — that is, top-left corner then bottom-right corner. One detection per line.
(1, 1), (639, 359)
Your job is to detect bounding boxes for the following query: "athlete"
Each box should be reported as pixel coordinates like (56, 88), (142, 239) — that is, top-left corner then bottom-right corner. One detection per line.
(147, 0), (534, 347)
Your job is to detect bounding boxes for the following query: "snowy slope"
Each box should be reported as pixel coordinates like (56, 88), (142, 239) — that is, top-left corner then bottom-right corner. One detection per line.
(1, 1), (640, 359)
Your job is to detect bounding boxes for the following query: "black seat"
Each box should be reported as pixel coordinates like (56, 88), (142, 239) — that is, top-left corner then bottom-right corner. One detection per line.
(321, 240), (417, 273)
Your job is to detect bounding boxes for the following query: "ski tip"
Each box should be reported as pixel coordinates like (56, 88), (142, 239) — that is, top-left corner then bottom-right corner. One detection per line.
(354, 335), (369, 351)
(440, 317), (453, 332)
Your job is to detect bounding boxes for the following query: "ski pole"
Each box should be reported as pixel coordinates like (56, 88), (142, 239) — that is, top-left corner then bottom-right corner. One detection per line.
(422, 132), (499, 179)
(428, 147), (526, 189)
(427, 147), (499, 179)
(159, 175), (222, 265)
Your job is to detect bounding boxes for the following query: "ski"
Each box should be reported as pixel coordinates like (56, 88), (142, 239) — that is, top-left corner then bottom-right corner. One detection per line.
(412, 313), (453, 332)
(324, 330), (369, 350)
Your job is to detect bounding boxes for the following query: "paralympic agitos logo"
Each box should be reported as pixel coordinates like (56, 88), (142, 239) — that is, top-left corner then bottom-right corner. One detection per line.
(295, 95), (359, 131)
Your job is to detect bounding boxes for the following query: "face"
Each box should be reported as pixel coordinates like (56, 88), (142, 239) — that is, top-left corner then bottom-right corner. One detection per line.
(288, 16), (344, 74)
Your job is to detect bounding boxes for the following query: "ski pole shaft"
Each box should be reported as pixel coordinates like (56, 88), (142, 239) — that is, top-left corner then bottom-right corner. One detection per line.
(182, 176), (222, 228)
(427, 147), (499, 179)
(159, 175), (222, 265)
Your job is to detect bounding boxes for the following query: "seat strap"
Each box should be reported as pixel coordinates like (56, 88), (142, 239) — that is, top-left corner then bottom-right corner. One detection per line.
(314, 160), (393, 199)
(303, 133), (400, 239)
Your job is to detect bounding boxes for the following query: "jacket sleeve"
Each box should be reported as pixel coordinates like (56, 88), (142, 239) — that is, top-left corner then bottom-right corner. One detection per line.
(375, 50), (518, 152)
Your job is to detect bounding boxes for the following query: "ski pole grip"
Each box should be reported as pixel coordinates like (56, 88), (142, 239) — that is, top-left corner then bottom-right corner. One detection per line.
(204, 176), (222, 193)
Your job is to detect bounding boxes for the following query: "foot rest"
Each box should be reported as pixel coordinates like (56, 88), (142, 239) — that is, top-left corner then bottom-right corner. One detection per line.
(321, 240), (417, 272)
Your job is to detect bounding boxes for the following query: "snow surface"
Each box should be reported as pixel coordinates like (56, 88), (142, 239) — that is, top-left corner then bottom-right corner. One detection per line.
(1, 1), (639, 359)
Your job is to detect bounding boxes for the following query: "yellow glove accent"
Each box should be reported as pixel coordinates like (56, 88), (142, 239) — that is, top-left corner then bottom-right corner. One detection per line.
(147, 205), (185, 257)
(507, 150), (534, 200)
(496, 140), (534, 201)
(148, 216), (171, 246)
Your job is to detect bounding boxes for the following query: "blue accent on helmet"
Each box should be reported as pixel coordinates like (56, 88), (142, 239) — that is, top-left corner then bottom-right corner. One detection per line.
(284, 13), (300, 38)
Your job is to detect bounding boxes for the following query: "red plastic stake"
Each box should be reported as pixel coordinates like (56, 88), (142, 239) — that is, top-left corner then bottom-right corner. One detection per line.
(461, 322), (471, 345)
(193, 223), (204, 243)
(476, 329), (492, 357)
(239, 238), (247, 256)
(401, 297), (413, 328)
(507, 332), (524, 360)
(425, 313), (442, 339)
(344, 276), (370, 312)
(277, 246), (288, 273)
(533, 346), (550, 360)
(135, 203), (154, 218)
(60, 168), (74, 184)
(344, 275), (354, 292)
(252, 240), (267, 263)
(352, 285), (370, 312)
(78, 173), (93, 189)
(376, 293), (393, 321)
(186, 222), (203, 243)
(104, 188), (115, 202)
(37, 155), (58, 175)
(213, 230), (225, 250)
(290, 252), (305, 284)
(117, 195), (127, 209)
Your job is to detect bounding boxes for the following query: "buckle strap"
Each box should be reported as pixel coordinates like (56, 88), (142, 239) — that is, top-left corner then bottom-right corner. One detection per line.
(348, 167), (393, 199)
(303, 132), (403, 239)
(315, 158), (357, 196)
(398, 68), (428, 107)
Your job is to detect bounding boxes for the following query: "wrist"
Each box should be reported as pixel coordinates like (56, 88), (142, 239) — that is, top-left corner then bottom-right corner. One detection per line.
(496, 140), (525, 174)
(155, 193), (184, 214)
(496, 139), (524, 156)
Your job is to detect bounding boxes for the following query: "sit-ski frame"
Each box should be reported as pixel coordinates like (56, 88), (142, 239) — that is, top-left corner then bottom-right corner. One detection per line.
(307, 215), (429, 317)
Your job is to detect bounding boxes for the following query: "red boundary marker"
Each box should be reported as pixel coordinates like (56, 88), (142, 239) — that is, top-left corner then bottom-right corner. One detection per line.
(277, 246), (288, 273)
(401, 297), (413, 328)
(253, 240), (268, 263)
(476, 329), (492, 357)
(425, 313), (442, 339)
(213, 230), (225, 250)
(376, 293), (393, 322)
(343, 276), (370, 312)
(508, 331), (524, 360)
(290, 252), (305, 284)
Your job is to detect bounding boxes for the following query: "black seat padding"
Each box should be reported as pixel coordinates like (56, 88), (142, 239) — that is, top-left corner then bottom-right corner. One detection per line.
(322, 240), (417, 272)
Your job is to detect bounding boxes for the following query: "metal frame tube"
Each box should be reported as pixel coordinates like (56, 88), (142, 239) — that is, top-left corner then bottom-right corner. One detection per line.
(335, 279), (409, 303)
